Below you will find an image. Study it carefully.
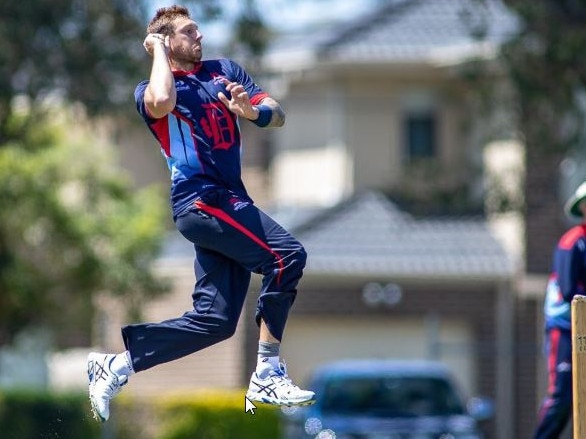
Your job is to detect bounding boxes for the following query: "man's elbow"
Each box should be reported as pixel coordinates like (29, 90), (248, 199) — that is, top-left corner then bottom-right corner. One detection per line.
(273, 108), (286, 127)
(154, 95), (176, 112)
(148, 96), (175, 118)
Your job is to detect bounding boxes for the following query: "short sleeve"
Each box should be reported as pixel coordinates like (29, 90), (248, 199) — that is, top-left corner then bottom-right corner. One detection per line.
(225, 59), (269, 105)
(134, 80), (156, 122)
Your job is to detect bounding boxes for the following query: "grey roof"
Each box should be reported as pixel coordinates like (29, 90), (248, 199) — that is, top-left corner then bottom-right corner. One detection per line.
(157, 191), (515, 281)
(287, 191), (514, 280)
(266, 0), (519, 68)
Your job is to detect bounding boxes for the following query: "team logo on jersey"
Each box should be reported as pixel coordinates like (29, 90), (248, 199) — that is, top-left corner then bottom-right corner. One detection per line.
(200, 102), (237, 151)
(212, 75), (226, 85)
(175, 80), (190, 91)
(229, 196), (249, 211)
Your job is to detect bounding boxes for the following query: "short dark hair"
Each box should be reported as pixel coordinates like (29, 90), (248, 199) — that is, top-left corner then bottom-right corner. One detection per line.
(147, 5), (191, 35)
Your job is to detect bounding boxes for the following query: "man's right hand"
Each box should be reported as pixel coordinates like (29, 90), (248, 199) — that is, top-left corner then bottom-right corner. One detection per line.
(143, 33), (169, 56)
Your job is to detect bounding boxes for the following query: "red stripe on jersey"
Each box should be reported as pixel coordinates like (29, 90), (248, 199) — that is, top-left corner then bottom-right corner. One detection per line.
(150, 117), (171, 157)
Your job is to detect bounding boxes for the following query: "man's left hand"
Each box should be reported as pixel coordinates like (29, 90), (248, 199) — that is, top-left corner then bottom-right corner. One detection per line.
(217, 78), (259, 120)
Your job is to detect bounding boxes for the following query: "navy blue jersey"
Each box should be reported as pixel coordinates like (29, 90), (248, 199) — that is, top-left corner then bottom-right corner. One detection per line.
(544, 224), (586, 330)
(135, 58), (269, 217)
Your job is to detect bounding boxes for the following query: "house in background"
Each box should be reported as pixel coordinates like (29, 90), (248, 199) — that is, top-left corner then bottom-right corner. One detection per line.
(87, 1), (562, 438)
(259, 0), (519, 212)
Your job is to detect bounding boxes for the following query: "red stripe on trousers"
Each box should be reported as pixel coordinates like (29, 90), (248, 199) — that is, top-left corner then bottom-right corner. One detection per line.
(547, 327), (561, 395)
(194, 200), (284, 285)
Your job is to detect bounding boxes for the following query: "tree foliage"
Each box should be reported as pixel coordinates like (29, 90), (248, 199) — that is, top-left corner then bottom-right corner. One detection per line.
(465, 0), (586, 271)
(230, 0), (272, 63)
(0, 0), (151, 145)
(0, 110), (169, 346)
(0, 0), (268, 145)
(501, 0), (586, 155)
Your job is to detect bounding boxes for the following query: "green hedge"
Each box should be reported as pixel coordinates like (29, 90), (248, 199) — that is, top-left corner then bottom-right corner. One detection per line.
(0, 390), (100, 439)
(116, 389), (281, 439)
(0, 389), (281, 439)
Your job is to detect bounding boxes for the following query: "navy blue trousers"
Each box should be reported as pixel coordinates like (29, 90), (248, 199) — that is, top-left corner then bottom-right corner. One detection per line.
(534, 327), (573, 439)
(121, 190), (307, 372)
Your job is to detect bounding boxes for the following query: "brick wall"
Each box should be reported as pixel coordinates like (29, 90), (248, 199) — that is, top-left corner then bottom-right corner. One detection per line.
(524, 150), (565, 273)
(515, 295), (542, 439)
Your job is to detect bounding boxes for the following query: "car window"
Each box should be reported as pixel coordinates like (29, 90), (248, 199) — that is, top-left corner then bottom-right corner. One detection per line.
(321, 376), (465, 417)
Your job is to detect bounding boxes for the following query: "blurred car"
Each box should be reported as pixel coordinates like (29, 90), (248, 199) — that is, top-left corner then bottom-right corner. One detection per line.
(281, 359), (493, 439)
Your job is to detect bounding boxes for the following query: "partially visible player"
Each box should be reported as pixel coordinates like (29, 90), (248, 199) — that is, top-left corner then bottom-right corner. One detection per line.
(86, 5), (315, 422)
(533, 181), (586, 438)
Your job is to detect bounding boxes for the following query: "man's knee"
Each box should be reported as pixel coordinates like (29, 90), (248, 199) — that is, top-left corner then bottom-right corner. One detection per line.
(213, 316), (238, 340)
(299, 246), (308, 266)
(183, 310), (238, 340)
(291, 245), (307, 271)
(279, 245), (307, 286)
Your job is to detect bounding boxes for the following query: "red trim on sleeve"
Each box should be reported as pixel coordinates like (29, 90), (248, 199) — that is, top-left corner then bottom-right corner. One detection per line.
(250, 92), (270, 106)
(559, 225), (586, 250)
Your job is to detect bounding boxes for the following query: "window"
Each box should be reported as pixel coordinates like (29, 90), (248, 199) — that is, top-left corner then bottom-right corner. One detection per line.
(321, 376), (464, 417)
(404, 111), (437, 161)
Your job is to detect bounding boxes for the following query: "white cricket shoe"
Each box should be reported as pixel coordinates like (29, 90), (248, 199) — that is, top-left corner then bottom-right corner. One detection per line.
(246, 361), (315, 407)
(87, 352), (128, 422)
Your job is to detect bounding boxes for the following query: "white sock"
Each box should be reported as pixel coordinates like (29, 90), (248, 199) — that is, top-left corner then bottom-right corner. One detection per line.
(110, 351), (135, 377)
(256, 355), (280, 377)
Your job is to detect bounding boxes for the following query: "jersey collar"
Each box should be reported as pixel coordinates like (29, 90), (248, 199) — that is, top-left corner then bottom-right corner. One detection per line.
(172, 62), (203, 77)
